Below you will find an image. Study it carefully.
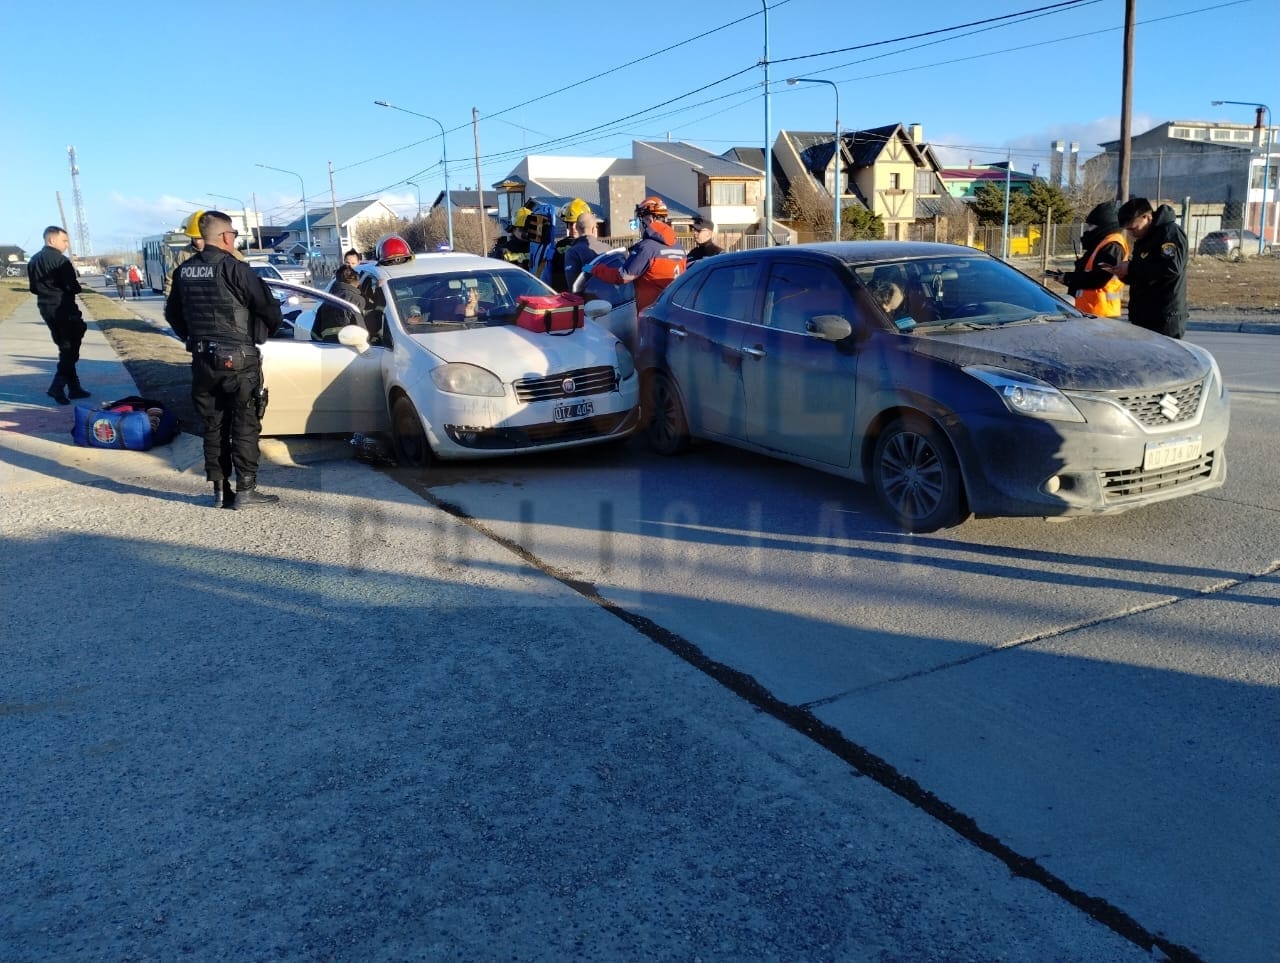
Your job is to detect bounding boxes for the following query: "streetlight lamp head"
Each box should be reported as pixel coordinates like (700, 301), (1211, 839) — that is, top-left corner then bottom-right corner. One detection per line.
(374, 100), (390, 107)
(786, 78), (798, 85)
(1211, 100), (1224, 106)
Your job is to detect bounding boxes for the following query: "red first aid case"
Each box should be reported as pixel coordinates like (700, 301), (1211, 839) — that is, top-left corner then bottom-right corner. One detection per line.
(514, 293), (584, 335)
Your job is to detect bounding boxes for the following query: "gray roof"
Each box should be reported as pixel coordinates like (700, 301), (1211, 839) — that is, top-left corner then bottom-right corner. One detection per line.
(282, 201), (388, 233)
(637, 141), (762, 178)
(723, 147), (766, 172)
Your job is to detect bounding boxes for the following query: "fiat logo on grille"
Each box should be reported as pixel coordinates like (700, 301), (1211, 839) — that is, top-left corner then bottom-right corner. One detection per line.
(1159, 393), (1180, 421)
(562, 377), (577, 395)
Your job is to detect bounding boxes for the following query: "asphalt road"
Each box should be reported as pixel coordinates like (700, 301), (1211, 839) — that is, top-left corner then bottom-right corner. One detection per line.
(4, 289), (1277, 960)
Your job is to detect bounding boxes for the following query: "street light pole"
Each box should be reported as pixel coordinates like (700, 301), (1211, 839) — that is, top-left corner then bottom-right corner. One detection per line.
(208, 192), (249, 252)
(374, 100), (455, 251)
(255, 163), (312, 259)
(761, 0), (773, 248)
(787, 77), (841, 242)
(406, 179), (423, 220)
(1212, 100), (1272, 256)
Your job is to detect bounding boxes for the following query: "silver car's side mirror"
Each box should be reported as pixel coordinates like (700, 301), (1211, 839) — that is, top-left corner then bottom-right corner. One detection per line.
(806, 314), (853, 342)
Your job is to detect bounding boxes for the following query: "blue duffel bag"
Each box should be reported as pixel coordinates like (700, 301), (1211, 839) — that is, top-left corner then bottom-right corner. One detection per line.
(71, 396), (179, 451)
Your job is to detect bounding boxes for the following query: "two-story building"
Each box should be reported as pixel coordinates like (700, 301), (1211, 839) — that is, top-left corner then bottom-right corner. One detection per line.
(1084, 118), (1278, 244)
(773, 123), (946, 240)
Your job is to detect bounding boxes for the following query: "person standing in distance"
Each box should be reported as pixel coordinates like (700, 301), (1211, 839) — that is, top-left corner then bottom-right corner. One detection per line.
(1106, 197), (1188, 338)
(165, 211), (283, 509)
(27, 225), (90, 405)
(1047, 201), (1127, 317)
(686, 218), (724, 265)
(343, 248), (361, 270)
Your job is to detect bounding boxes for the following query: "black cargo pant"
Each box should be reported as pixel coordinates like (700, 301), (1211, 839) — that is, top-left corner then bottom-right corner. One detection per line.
(37, 297), (87, 385)
(190, 345), (263, 485)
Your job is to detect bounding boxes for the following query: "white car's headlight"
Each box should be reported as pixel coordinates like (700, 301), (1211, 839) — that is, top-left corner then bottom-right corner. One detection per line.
(431, 363), (505, 397)
(964, 365), (1085, 422)
(1179, 341), (1226, 398)
(615, 342), (635, 380)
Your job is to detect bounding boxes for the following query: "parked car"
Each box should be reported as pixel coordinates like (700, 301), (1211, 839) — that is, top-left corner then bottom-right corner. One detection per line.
(251, 252), (312, 286)
(1198, 229), (1272, 259)
(258, 235), (639, 465)
(636, 241), (1229, 532)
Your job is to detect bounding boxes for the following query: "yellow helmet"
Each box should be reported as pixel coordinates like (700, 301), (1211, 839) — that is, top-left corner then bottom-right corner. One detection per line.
(512, 207), (530, 229)
(559, 198), (590, 224)
(183, 210), (205, 239)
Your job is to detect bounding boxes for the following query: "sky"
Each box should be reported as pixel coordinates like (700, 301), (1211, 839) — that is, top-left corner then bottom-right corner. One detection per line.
(2, 0), (1274, 257)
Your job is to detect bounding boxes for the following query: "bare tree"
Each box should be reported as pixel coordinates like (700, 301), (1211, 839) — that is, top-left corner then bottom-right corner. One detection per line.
(353, 215), (409, 254)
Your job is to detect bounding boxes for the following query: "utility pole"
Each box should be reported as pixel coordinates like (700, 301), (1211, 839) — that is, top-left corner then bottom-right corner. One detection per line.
(473, 107), (487, 254)
(1118, 0), (1136, 201)
(328, 161), (342, 257)
(252, 192), (263, 251)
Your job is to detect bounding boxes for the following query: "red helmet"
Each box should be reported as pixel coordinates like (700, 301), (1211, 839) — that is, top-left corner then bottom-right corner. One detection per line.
(635, 196), (668, 219)
(374, 233), (414, 265)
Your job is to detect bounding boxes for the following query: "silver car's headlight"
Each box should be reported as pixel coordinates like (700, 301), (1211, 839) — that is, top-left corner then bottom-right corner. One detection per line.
(964, 365), (1085, 422)
(615, 342), (635, 380)
(431, 363), (505, 397)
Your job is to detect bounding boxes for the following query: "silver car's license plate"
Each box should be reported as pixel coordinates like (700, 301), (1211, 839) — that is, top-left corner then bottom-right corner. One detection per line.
(554, 400), (594, 423)
(1142, 435), (1202, 470)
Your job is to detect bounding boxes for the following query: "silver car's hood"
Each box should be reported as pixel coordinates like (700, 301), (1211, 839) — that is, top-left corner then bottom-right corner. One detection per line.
(409, 323), (621, 379)
(907, 316), (1208, 390)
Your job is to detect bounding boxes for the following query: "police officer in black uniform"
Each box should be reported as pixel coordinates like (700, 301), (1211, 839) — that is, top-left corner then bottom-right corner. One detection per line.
(165, 211), (283, 509)
(27, 225), (90, 405)
(1109, 197), (1189, 338)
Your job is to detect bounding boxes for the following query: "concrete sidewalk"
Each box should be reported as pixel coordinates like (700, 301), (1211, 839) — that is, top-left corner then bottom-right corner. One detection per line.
(0, 296), (1154, 961)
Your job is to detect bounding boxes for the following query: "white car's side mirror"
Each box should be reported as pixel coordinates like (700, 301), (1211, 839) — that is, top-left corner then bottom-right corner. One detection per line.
(584, 299), (613, 320)
(338, 324), (371, 353)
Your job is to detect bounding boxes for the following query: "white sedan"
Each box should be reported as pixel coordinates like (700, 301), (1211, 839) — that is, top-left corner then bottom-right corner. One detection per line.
(259, 236), (640, 467)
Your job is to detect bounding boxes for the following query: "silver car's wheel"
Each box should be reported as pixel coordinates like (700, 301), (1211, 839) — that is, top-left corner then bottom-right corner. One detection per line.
(391, 395), (432, 470)
(1229, 247), (1243, 262)
(645, 372), (690, 456)
(871, 416), (964, 533)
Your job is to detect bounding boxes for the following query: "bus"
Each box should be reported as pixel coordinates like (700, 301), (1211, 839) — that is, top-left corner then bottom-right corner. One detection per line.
(141, 232), (191, 294)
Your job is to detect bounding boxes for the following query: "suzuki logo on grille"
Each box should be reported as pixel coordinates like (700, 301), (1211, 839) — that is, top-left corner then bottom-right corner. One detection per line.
(562, 378), (577, 395)
(1159, 393), (1180, 421)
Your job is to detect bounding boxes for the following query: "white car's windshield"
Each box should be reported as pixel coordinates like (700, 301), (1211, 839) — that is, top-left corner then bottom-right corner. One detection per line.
(388, 269), (553, 330)
(849, 255), (1077, 330)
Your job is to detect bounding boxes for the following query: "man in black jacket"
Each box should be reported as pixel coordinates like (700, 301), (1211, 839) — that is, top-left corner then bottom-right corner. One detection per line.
(686, 219), (724, 264)
(27, 225), (90, 405)
(1109, 197), (1188, 338)
(165, 211), (283, 509)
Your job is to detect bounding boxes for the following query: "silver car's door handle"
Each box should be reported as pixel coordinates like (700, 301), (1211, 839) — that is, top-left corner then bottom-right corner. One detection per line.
(667, 324), (687, 339)
(742, 345), (766, 358)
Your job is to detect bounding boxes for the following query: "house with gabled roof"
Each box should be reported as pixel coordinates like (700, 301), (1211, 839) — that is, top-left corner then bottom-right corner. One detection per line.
(279, 199), (400, 258)
(774, 123), (945, 239)
(430, 190), (499, 218)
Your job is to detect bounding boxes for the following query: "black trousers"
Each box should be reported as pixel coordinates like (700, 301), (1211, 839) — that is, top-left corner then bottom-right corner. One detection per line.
(191, 348), (264, 484)
(37, 299), (87, 385)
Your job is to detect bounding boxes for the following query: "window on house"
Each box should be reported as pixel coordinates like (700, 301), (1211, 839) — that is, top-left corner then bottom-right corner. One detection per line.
(711, 181), (747, 205)
(1171, 127), (1191, 139)
(889, 173), (901, 190)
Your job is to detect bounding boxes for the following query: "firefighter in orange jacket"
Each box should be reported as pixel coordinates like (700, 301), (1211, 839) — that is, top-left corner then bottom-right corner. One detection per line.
(1050, 201), (1128, 317)
(590, 196), (685, 314)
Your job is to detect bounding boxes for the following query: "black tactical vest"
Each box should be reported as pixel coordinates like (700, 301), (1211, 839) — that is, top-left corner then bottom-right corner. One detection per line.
(175, 249), (252, 344)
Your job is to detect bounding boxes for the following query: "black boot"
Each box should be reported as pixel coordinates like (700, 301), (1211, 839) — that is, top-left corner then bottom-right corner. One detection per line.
(46, 375), (69, 406)
(233, 475), (279, 510)
(211, 480), (235, 508)
(67, 377), (90, 400)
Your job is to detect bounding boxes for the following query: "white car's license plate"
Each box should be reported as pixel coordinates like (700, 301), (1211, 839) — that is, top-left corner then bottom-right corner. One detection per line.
(554, 400), (594, 423)
(1142, 435), (1202, 470)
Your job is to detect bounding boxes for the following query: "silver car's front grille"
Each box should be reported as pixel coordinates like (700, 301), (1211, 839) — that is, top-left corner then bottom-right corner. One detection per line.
(1100, 451), (1216, 501)
(1113, 379), (1204, 427)
(514, 366), (617, 403)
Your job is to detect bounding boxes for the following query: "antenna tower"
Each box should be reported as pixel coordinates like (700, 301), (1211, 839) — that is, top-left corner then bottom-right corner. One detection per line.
(67, 146), (92, 256)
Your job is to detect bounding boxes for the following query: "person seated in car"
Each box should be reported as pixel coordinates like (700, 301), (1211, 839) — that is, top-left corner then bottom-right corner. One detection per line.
(869, 279), (913, 325)
(314, 265), (366, 341)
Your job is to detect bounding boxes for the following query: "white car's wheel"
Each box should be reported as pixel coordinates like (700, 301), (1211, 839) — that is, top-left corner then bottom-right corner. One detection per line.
(391, 395), (432, 470)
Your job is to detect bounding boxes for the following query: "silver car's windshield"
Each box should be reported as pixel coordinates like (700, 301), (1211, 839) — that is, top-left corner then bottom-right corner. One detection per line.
(388, 269), (553, 330)
(849, 255), (1078, 330)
